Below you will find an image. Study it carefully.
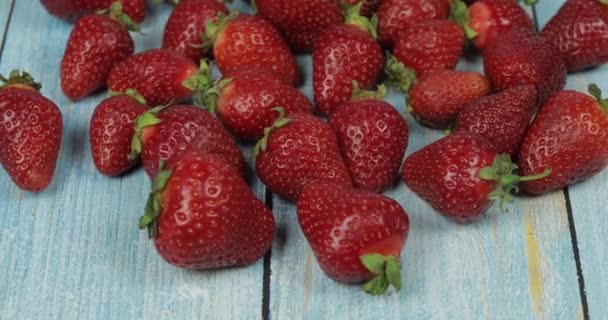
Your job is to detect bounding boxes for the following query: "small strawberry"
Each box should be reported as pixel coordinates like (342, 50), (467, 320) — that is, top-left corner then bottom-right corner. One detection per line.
(328, 84), (409, 192)
(313, 3), (383, 116)
(162, 0), (229, 62)
(455, 85), (537, 157)
(254, 0), (343, 52)
(519, 85), (608, 195)
(402, 132), (550, 222)
(297, 182), (410, 295)
(89, 89), (148, 176)
(203, 13), (301, 86)
(139, 150), (275, 269)
(254, 110), (353, 201)
(61, 1), (137, 101)
(0, 71), (63, 192)
(542, 0), (608, 72)
(483, 28), (566, 104)
(41, 0), (146, 22)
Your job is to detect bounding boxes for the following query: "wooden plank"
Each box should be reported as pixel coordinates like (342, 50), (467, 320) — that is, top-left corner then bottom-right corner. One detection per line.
(0, 2), (266, 319)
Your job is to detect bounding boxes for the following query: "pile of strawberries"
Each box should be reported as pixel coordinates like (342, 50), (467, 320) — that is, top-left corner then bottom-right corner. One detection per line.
(1, 0), (608, 295)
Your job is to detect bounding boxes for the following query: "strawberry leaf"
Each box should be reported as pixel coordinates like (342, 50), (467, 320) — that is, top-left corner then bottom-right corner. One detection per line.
(385, 257), (402, 292)
(360, 253), (387, 274)
(363, 273), (389, 296)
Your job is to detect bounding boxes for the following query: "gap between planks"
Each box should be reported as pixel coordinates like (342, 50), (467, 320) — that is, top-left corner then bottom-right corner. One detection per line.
(0, 0), (15, 62)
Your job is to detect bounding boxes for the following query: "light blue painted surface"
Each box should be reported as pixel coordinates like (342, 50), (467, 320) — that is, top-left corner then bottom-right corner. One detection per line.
(0, 0), (12, 48)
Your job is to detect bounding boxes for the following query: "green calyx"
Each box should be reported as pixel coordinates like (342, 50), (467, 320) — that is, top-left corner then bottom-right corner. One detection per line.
(111, 88), (147, 105)
(450, 0), (478, 39)
(341, 2), (378, 40)
(102, 1), (140, 32)
(251, 107), (290, 158)
(360, 254), (402, 295)
(600, 0), (608, 5)
(588, 83), (608, 113)
(129, 105), (165, 160)
(182, 60), (226, 109)
(0, 70), (42, 91)
(478, 154), (552, 211)
(139, 162), (173, 238)
(350, 80), (387, 102)
(385, 55), (417, 93)
(201, 11), (239, 50)
(521, 0), (539, 6)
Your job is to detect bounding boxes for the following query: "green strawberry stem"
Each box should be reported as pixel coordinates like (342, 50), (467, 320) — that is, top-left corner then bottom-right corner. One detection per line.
(201, 11), (239, 50)
(110, 88), (148, 105)
(385, 55), (417, 93)
(350, 81), (387, 101)
(601, 0), (608, 5)
(588, 84), (608, 113)
(360, 254), (402, 295)
(0, 70), (42, 91)
(341, 2), (378, 39)
(479, 155), (552, 210)
(182, 60), (225, 109)
(139, 162), (173, 238)
(521, 0), (539, 6)
(450, 0), (478, 39)
(251, 107), (290, 158)
(129, 105), (166, 160)
(101, 1), (140, 32)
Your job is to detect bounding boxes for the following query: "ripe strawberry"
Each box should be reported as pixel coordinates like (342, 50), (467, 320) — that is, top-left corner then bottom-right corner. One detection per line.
(203, 13), (301, 86)
(377, 0), (450, 49)
(254, 0), (343, 52)
(41, 0), (146, 22)
(451, 0), (534, 50)
(89, 89), (148, 176)
(313, 3), (383, 116)
(343, 0), (382, 17)
(139, 150), (275, 269)
(483, 28), (566, 104)
(455, 85), (537, 157)
(402, 132), (550, 222)
(328, 84), (409, 192)
(542, 0), (608, 72)
(131, 105), (246, 179)
(297, 182), (410, 294)
(162, 0), (229, 62)
(61, 2), (136, 101)
(519, 85), (608, 195)
(0, 71), (63, 192)
(254, 111), (352, 201)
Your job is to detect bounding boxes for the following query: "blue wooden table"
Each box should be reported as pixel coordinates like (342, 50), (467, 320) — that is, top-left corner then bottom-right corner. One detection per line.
(0, 1), (605, 319)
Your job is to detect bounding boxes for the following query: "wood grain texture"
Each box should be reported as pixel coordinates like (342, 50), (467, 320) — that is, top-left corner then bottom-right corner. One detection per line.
(0, 0), (14, 56)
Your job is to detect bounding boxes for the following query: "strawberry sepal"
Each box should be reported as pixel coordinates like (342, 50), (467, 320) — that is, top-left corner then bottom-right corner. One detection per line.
(341, 2), (378, 39)
(588, 84), (608, 114)
(385, 55), (417, 93)
(110, 88), (148, 105)
(102, 1), (140, 32)
(201, 11), (239, 50)
(350, 81), (387, 102)
(140, 162), (173, 238)
(450, 0), (478, 39)
(129, 106), (164, 160)
(252, 107), (290, 158)
(360, 254), (402, 295)
(182, 60), (221, 109)
(0, 70), (42, 91)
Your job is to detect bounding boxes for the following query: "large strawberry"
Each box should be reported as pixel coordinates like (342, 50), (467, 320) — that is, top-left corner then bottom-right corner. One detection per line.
(89, 89), (148, 176)
(0, 71), (63, 192)
(542, 0), (608, 72)
(203, 13), (301, 86)
(519, 85), (608, 195)
(328, 84), (409, 192)
(61, 1), (136, 101)
(455, 85), (537, 157)
(402, 132), (550, 222)
(313, 3), (383, 116)
(162, 0), (229, 62)
(139, 150), (275, 269)
(297, 182), (410, 295)
(41, 0), (146, 22)
(254, 111), (352, 201)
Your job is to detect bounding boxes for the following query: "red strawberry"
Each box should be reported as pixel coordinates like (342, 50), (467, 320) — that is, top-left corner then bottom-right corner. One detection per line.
(313, 3), (383, 116)
(402, 132), (550, 222)
(0, 71), (63, 192)
(254, 111), (353, 201)
(89, 89), (148, 176)
(328, 84), (409, 192)
(139, 150), (275, 269)
(41, 0), (146, 22)
(455, 85), (537, 157)
(451, 0), (534, 50)
(162, 0), (229, 62)
(61, 2), (136, 101)
(519, 86), (608, 195)
(377, 0), (450, 49)
(542, 0), (608, 72)
(203, 13), (301, 86)
(107, 49), (207, 106)
(343, 0), (382, 17)
(483, 28), (566, 104)
(297, 182), (410, 294)
(254, 0), (343, 52)
(131, 105), (246, 179)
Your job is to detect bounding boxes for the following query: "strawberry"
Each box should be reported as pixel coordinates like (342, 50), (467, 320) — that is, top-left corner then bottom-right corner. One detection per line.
(377, 0), (450, 49)
(483, 28), (567, 104)
(89, 89), (148, 176)
(162, 0), (229, 62)
(297, 182), (410, 295)
(203, 13), (301, 86)
(402, 132), (550, 222)
(451, 0), (535, 50)
(139, 150), (275, 269)
(0, 71), (63, 192)
(61, 2), (136, 101)
(343, 0), (382, 17)
(328, 84), (409, 192)
(41, 0), (146, 22)
(313, 3), (383, 116)
(518, 85), (608, 195)
(254, 110), (353, 201)
(254, 0), (343, 52)
(542, 0), (608, 72)
(455, 85), (537, 157)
